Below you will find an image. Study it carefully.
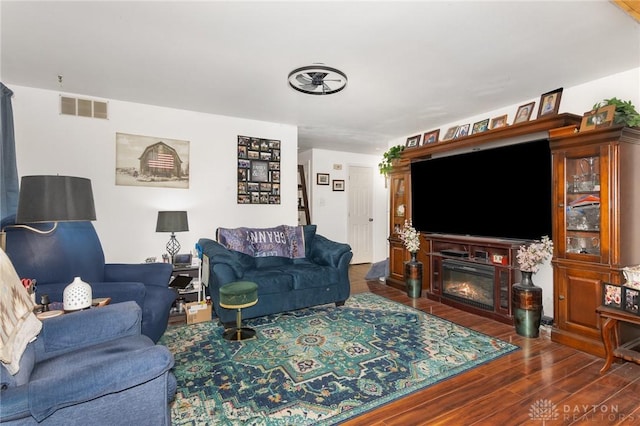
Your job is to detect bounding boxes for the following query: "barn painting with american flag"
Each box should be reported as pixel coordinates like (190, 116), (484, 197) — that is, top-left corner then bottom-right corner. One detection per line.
(115, 133), (190, 188)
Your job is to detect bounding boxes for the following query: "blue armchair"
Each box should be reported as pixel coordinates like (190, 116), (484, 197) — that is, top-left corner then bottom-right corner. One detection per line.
(0, 301), (176, 425)
(2, 218), (176, 342)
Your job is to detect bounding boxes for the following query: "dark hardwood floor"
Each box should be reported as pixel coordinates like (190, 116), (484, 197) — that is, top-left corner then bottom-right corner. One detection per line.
(345, 263), (640, 425)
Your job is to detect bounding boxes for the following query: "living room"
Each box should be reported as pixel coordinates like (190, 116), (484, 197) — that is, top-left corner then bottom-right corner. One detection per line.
(2, 1), (640, 424)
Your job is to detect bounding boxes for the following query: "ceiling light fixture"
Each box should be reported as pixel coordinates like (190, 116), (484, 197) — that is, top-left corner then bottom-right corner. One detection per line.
(288, 64), (347, 95)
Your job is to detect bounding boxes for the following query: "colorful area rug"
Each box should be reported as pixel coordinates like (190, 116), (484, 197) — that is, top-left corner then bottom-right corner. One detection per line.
(160, 292), (519, 425)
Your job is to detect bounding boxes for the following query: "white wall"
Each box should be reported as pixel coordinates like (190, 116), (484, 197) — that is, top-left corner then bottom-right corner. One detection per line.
(10, 85), (298, 263)
(384, 67), (640, 320)
(298, 148), (388, 263)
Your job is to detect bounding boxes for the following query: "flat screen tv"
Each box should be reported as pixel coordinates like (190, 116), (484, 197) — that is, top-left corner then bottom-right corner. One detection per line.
(410, 139), (552, 241)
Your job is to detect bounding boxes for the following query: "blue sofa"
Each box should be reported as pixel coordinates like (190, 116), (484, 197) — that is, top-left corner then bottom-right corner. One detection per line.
(1, 218), (176, 342)
(198, 225), (353, 325)
(0, 301), (176, 425)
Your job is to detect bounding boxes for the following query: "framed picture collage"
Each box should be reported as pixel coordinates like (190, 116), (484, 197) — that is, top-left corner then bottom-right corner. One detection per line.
(237, 135), (281, 204)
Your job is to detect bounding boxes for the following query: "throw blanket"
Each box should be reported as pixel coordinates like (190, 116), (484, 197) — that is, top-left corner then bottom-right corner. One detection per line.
(0, 248), (42, 375)
(217, 225), (306, 259)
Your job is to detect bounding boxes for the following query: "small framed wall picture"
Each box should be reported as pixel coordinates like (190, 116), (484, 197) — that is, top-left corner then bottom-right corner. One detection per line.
(490, 114), (508, 129)
(422, 129), (439, 145)
(317, 173), (330, 185)
(442, 126), (458, 141)
(472, 119), (489, 134)
(537, 87), (563, 118)
(454, 123), (470, 138)
(405, 134), (421, 148)
(332, 179), (345, 191)
(514, 102), (535, 124)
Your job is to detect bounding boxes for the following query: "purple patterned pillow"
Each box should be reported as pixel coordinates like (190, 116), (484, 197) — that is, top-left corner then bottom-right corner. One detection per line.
(217, 225), (306, 259)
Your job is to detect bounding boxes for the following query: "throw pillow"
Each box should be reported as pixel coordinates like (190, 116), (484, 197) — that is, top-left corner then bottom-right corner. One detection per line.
(217, 225), (306, 259)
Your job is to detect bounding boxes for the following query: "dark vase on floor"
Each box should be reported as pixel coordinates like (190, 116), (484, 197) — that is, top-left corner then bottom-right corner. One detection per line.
(512, 270), (543, 338)
(404, 251), (422, 298)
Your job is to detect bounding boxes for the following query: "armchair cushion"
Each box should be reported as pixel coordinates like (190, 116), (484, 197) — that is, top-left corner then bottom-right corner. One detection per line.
(34, 301), (141, 362)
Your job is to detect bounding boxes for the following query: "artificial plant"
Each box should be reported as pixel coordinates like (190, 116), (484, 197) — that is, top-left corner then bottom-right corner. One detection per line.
(378, 145), (405, 176)
(592, 97), (640, 127)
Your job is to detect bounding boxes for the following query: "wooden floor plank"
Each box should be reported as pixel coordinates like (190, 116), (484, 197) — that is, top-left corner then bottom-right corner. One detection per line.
(343, 263), (640, 425)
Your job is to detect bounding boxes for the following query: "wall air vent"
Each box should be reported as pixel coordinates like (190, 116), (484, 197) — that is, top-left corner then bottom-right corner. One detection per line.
(59, 95), (108, 119)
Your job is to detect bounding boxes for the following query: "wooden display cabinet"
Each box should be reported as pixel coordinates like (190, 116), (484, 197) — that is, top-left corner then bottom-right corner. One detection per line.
(550, 126), (640, 357)
(387, 159), (412, 289)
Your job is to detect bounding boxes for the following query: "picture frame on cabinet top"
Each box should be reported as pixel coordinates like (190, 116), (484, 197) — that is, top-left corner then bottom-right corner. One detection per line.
(454, 124), (470, 138)
(490, 115), (508, 129)
(405, 134), (421, 148)
(422, 129), (440, 145)
(472, 119), (489, 134)
(442, 126), (458, 141)
(537, 87), (563, 118)
(514, 102), (535, 124)
(580, 105), (615, 132)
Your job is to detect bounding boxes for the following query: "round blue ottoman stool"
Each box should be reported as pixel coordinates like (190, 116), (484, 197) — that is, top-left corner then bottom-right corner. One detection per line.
(219, 281), (258, 341)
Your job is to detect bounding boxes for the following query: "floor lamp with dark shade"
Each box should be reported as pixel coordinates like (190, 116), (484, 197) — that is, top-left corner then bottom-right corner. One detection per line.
(2, 175), (98, 310)
(156, 211), (189, 263)
(0, 175), (96, 251)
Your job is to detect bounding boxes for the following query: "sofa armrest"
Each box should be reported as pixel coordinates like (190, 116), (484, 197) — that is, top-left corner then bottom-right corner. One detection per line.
(34, 301), (142, 362)
(104, 262), (173, 288)
(309, 234), (352, 268)
(198, 238), (255, 279)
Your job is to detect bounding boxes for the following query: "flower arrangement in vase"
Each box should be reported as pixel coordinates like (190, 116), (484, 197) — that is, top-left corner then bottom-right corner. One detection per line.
(400, 220), (422, 298)
(399, 220), (420, 253)
(516, 235), (553, 273)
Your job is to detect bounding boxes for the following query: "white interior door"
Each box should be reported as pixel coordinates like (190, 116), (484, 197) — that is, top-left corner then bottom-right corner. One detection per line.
(348, 166), (373, 264)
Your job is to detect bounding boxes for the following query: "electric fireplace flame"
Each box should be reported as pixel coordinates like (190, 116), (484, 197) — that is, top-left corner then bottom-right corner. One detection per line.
(442, 260), (495, 311)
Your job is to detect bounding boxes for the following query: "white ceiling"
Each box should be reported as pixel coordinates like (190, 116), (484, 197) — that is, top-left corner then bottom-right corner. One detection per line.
(2, 1), (639, 155)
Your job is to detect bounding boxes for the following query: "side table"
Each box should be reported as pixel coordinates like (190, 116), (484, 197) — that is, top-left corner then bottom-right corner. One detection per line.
(172, 265), (200, 280)
(596, 305), (640, 373)
(169, 265), (201, 325)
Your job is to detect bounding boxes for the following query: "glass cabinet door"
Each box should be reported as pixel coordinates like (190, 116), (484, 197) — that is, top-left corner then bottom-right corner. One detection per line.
(391, 176), (406, 237)
(565, 154), (601, 257)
